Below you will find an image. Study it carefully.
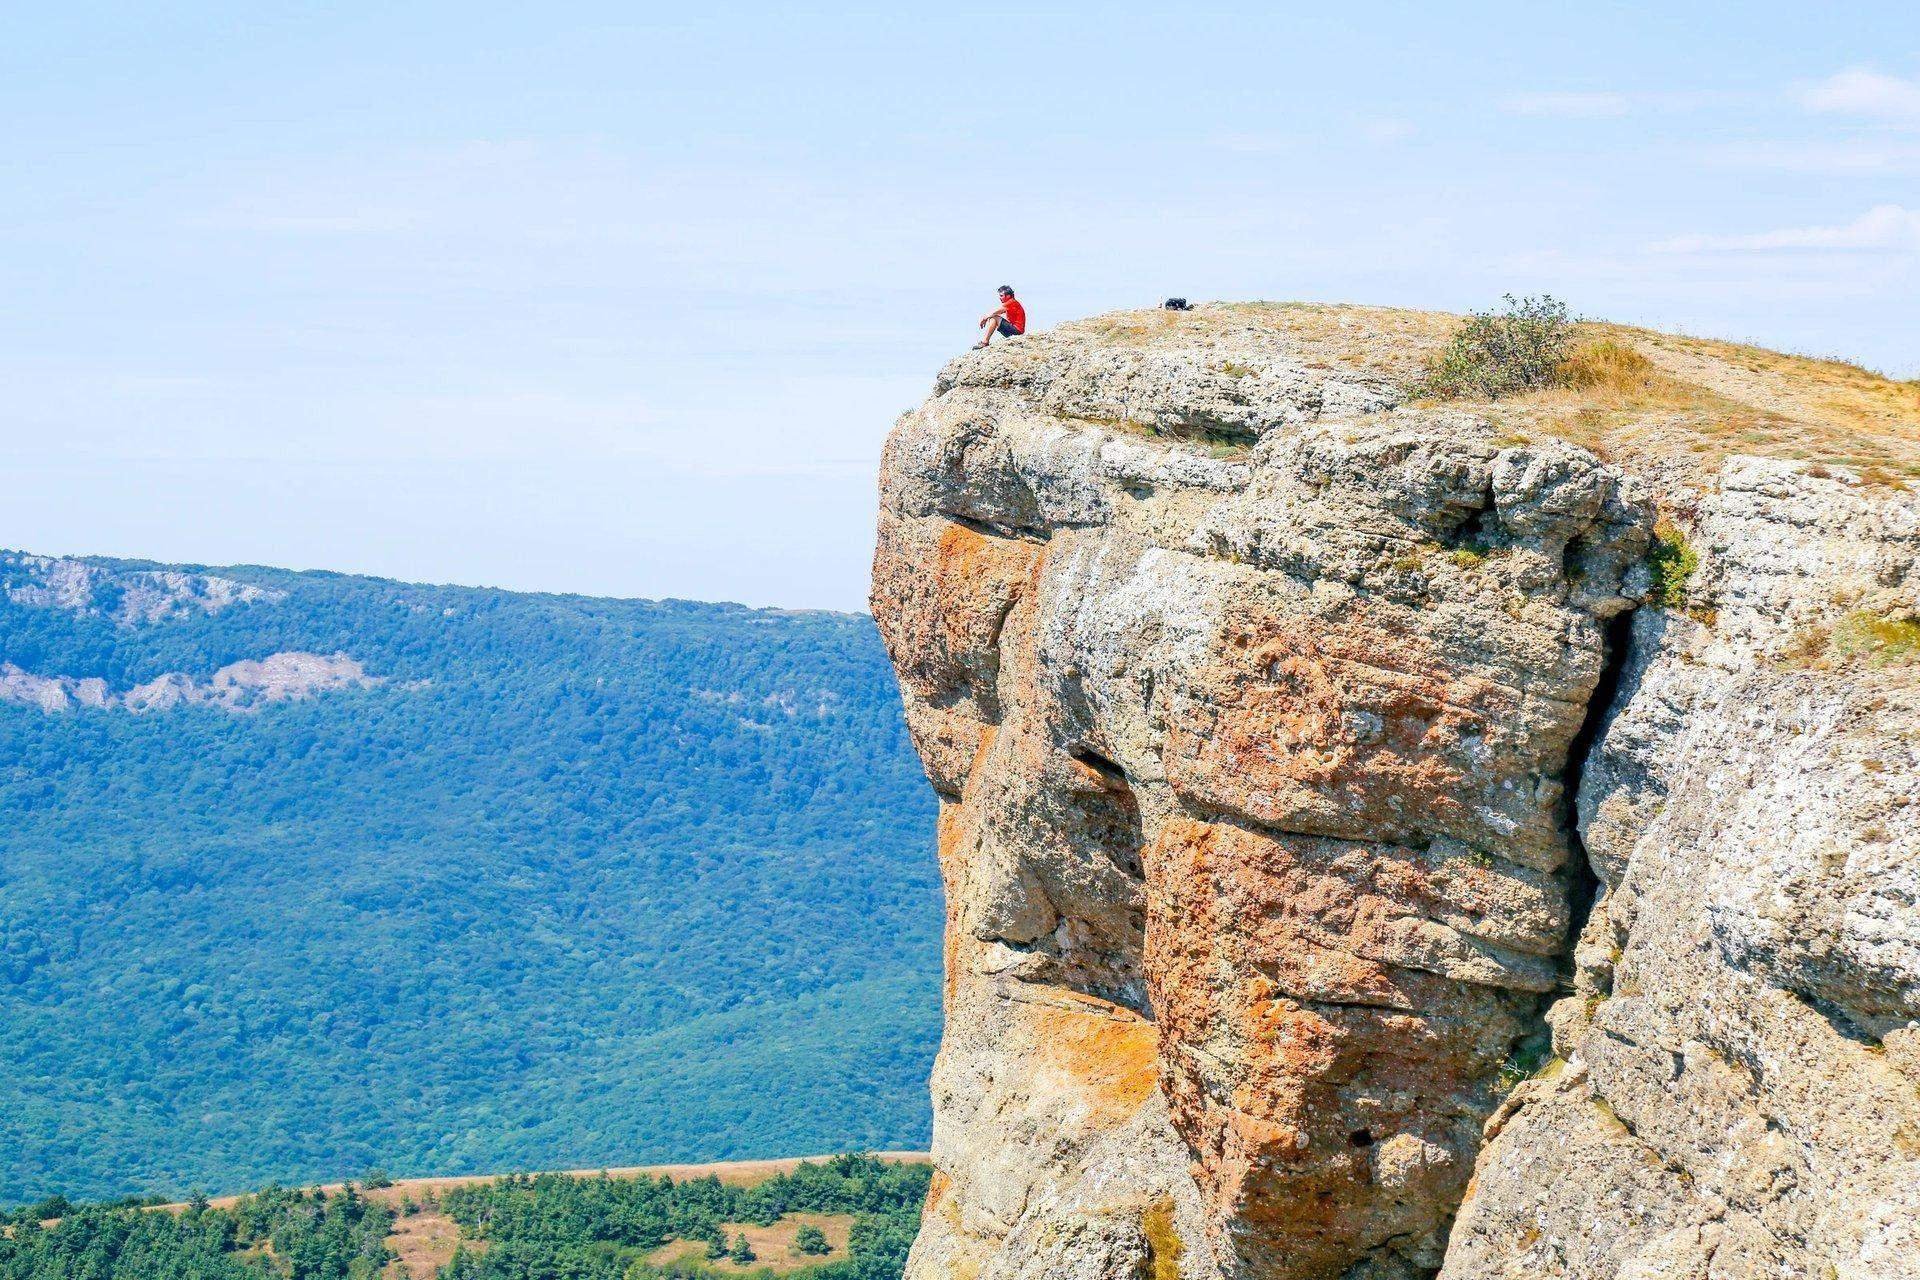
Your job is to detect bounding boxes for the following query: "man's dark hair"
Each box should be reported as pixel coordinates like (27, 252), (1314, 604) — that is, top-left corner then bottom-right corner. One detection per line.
(998, 285), (1014, 296)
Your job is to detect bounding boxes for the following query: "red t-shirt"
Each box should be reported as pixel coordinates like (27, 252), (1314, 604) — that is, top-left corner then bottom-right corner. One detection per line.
(1003, 298), (1026, 333)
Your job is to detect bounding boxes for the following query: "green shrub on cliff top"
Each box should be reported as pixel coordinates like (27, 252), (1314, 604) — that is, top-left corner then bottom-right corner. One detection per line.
(1418, 294), (1573, 400)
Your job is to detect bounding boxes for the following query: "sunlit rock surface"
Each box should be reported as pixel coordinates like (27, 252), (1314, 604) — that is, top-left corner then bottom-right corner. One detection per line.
(872, 304), (1920, 1279)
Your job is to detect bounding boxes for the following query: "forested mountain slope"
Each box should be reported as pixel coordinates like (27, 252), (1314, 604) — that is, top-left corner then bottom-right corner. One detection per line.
(0, 551), (939, 1204)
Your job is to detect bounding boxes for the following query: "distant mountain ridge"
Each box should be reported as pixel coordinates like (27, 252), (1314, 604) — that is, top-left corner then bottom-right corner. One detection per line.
(1, 553), (382, 714)
(4, 551), (283, 616)
(0, 550), (940, 1204)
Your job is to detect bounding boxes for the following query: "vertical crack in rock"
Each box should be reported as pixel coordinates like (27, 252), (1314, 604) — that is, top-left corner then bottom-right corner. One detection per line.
(1439, 457), (1920, 1279)
(874, 319), (1659, 1280)
(1558, 606), (1637, 981)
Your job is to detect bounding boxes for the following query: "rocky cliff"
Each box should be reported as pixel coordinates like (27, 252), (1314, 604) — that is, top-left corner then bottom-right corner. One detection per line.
(870, 303), (1920, 1280)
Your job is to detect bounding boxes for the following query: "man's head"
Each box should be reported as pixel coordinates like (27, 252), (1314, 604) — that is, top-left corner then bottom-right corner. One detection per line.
(998, 285), (1014, 299)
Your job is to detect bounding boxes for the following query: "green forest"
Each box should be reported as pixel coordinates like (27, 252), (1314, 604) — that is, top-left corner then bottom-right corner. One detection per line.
(0, 552), (939, 1205)
(0, 1185), (394, 1280)
(434, 1153), (929, 1279)
(0, 1154), (932, 1280)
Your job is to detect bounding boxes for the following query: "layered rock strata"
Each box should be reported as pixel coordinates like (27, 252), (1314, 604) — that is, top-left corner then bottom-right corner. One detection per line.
(871, 306), (1920, 1280)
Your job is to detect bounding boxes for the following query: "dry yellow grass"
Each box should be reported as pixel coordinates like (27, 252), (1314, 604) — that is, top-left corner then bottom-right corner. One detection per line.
(1142, 1198), (1184, 1280)
(1060, 302), (1920, 487)
(1558, 338), (1663, 393)
(1778, 613), (1920, 671)
(150, 1151), (930, 1214)
(384, 1210), (468, 1280)
(1476, 322), (1920, 485)
(646, 1211), (856, 1274)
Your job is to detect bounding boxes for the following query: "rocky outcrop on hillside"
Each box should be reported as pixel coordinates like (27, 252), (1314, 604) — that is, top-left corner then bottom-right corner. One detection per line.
(871, 305), (1920, 1279)
(0, 651), (381, 714)
(0, 553), (384, 714)
(1, 551), (285, 624)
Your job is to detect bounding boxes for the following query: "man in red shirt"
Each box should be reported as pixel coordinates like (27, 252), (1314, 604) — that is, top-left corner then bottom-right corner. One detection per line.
(973, 285), (1026, 348)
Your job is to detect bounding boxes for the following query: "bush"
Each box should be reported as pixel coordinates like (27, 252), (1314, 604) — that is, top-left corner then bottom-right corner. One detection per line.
(0, 1187), (394, 1279)
(23, 1194), (71, 1222)
(795, 1223), (831, 1255)
(1647, 519), (1699, 609)
(1494, 1038), (1553, 1092)
(1418, 294), (1573, 400)
(430, 1157), (933, 1279)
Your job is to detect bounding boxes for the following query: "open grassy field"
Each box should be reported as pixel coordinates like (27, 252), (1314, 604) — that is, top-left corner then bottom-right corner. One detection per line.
(642, 1212), (858, 1278)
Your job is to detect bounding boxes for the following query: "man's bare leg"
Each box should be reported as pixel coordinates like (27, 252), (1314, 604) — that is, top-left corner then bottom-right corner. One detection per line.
(974, 317), (997, 349)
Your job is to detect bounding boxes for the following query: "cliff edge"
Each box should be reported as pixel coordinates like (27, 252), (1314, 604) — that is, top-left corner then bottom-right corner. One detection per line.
(871, 303), (1920, 1279)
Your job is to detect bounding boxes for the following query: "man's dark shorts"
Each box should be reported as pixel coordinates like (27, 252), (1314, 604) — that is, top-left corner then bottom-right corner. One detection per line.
(996, 319), (1023, 338)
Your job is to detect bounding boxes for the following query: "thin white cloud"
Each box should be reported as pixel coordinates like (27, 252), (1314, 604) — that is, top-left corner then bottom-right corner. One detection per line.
(1800, 68), (1920, 124)
(1213, 121), (1414, 150)
(1208, 132), (1294, 155)
(1653, 204), (1920, 253)
(1703, 140), (1920, 175)
(1360, 118), (1416, 143)
(186, 210), (422, 235)
(1502, 88), (1745, 119)
(1501, 91), (1631, 118)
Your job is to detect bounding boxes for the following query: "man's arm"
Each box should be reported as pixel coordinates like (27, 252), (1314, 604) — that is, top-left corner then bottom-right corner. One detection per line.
(980, 303), (1008, 323)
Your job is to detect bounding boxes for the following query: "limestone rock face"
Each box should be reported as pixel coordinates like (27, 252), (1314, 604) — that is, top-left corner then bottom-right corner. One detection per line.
(874, 309), (1653, 1279)
(872, 306), (1920, 1280)
(1441, 460), (1920, 1280)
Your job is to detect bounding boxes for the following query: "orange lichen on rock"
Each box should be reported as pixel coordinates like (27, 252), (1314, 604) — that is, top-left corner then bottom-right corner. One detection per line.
(870, 515), (1041, 796)
(1031, 993), (1161, 1124)
(923, 1169), (954, 1216)
(1165, 605), (1583, 860)
(884, 517), (1040, 706)
(1145, 816), (1544, 1277)
(935, 802), (969, 999)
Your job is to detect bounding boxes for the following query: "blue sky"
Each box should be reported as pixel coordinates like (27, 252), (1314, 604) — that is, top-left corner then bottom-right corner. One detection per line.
(4, 4), (1915, 610)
